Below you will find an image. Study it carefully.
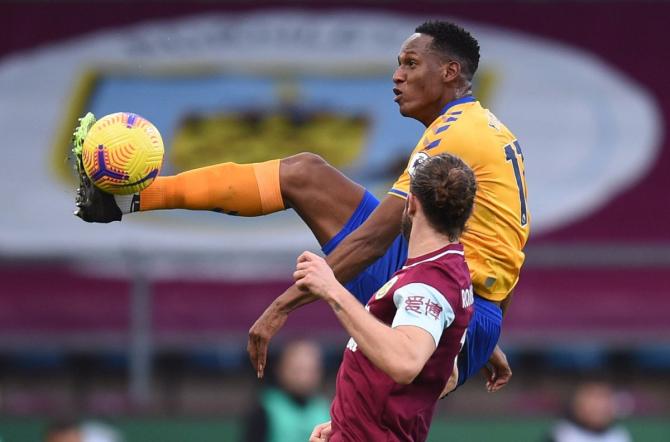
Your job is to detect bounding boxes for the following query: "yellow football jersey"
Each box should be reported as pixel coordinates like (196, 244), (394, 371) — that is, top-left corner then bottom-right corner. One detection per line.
(390, 96), (530, 301)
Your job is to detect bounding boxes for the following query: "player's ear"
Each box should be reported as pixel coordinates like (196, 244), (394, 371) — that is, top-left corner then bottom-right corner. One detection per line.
(443, 60), (461, 83)
(406, 193), (418, 216)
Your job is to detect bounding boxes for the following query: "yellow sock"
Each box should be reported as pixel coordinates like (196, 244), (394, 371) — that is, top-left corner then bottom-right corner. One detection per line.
(138, 160), (285, 216)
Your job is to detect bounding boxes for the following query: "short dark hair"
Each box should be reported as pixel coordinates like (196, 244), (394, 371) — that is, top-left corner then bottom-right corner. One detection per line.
(410, 153), (476, 241)
(415, 20), (480, 80)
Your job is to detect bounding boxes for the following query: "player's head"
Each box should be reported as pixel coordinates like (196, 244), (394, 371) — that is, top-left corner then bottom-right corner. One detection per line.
(393, 21), (480, 126)
(570, 382), (618, 432)
(276, 339), (324, 399)
(401, 153), (476, 242)
(416, 21), (480, 81)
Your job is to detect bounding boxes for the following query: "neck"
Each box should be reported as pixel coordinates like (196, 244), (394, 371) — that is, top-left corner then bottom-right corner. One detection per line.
(454, 84), (472, 101)
(420, 85), (473, 127)
(407, 220), (455, 258)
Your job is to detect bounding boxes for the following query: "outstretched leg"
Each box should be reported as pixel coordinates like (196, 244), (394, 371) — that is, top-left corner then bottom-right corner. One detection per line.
(133, 153), (365, 246)
(77, 146), (365, 247)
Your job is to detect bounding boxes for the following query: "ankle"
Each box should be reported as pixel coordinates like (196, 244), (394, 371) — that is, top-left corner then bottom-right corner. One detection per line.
(114, 193), (139, 214)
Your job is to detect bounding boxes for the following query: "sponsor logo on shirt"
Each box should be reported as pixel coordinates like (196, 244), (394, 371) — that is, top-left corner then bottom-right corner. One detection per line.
(404, 295), (443, 320)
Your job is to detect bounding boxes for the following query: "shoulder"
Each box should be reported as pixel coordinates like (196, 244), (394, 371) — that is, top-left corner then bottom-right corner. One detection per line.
(418, 105), (492, 158)
(399, 261), (466, 300)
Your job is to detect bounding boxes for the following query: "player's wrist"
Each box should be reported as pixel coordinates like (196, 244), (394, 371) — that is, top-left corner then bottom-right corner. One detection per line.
(325, 286), (349, 312)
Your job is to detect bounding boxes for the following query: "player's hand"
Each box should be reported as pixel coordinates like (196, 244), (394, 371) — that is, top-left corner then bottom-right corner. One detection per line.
(247, 304), (287, 379)
(482, 344), (512, 392)
(293, 251), (339, 299)
(309, 420), (332, 442)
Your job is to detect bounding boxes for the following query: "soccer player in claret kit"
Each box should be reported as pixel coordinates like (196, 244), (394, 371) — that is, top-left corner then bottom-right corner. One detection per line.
(73, 21), (529, 392)
(297, 154), (475, 441)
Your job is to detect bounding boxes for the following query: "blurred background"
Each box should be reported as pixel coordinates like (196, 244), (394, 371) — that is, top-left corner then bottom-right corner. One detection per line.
(1, 1), (669, 441)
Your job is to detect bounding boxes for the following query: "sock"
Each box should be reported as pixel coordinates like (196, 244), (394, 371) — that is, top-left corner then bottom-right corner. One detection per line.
(128, 160), (285, 216)
(114, 194), (140, 214)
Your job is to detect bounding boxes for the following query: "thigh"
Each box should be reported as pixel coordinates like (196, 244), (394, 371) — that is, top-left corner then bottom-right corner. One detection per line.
(457, 296), (503, 386)
(280, 153), (366, 246)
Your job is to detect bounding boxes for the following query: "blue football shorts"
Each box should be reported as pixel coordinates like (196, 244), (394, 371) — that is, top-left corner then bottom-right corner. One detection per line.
(322, 190), (503, 385)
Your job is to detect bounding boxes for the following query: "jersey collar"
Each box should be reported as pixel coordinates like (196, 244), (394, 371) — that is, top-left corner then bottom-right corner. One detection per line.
(403, 242), (465, 268)
(440, 95), (476, 115)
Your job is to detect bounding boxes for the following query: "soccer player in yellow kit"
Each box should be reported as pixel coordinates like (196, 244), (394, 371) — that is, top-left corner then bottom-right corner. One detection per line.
(389, 90), (529, 393)
(74, 21), (529, 391)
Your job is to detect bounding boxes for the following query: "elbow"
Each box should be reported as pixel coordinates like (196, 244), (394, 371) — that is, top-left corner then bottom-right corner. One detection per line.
(390, 369), (420, 385)
(388, 361), (422, 385)
(380, 335), (426, 385)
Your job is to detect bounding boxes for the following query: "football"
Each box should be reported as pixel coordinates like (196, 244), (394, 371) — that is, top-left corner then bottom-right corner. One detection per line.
(81, 112), (164, 195)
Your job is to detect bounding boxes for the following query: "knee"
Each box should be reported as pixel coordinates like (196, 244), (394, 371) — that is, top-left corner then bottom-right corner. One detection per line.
(280, 153), (331, 193)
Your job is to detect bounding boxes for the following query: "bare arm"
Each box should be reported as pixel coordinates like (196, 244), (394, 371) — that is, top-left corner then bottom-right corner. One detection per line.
(275, 195), (406, 313)
(325, 289), (435, 384)
(295, 251), (435, 384)
(248, 195), (406, 376)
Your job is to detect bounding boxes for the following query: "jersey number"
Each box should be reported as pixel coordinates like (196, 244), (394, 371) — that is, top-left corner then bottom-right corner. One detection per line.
(504, 141), (528, 227)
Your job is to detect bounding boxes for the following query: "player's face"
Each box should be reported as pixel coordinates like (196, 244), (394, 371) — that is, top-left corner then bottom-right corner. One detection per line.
(393, 34), (449, 126)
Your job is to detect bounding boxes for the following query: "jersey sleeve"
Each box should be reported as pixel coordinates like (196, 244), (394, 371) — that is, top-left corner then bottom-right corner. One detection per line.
(391, 282), (455, 347)
(389, 150), (425, 200)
